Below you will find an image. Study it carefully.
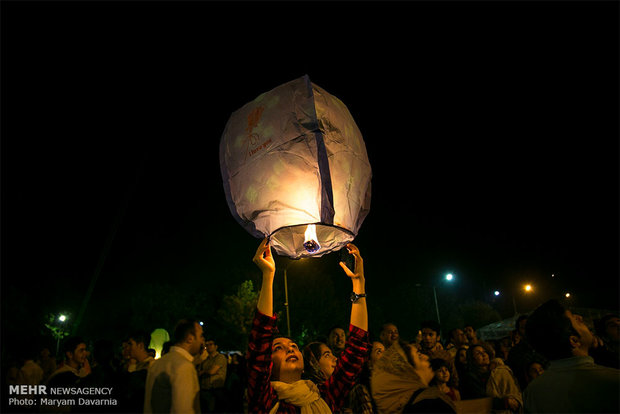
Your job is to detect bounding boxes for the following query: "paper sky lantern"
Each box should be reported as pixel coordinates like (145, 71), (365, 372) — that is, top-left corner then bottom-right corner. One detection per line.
(220, 75), (371, 259)
(149, 328), (170, 359)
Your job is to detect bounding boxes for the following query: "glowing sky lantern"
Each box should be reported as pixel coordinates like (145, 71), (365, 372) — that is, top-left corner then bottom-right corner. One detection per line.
(149, 328), (170, 359)
(220, 75), (372, 259)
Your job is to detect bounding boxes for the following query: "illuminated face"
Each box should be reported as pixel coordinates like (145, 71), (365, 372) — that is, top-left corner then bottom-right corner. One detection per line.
(69, 343), (88, 366)
(452, 329), (467, 346)
(527, 362), (544, 380)
(471, 345), (489, 367)
(205, 340), (217, 354)
(565, 310), (593, 351)
(457, 348), (467, 365)
(464, 326), (476, 340)
(434, 365), (450, 384)
(189, 323), (204, 356)
(271, 338), (303, 382)
(381, 324), (399, 347)
(421, 328), (439, 350)
(328, 328), (346, 352)
(407, 346), (434, 386)
(317, 344), (337, 378)
(370, 342), (385, 366)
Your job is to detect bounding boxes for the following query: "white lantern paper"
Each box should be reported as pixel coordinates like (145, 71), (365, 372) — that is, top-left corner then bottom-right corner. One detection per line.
(220, 75), (371, 259)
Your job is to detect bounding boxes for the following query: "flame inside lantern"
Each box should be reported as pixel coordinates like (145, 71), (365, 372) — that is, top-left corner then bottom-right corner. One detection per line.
(303, 224), (321, 253)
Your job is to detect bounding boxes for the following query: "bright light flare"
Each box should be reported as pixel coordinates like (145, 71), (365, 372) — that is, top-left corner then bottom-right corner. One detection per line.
(303, 224), (321, 253)
(58, 315), (67, 322)
(565, 292), (571, 298)
(494, 290), (500, 296)
(446, 273), (454, 281)
(524, 284), (533, 292)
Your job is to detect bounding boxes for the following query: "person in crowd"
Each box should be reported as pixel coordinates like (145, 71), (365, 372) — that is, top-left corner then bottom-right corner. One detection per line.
(380, 323), (400, 349)
(460, 344), (521, 412)
(47, 336), (91, 386)
(302, 341), (338, 385)
(506, 315), (547, 391)
(412, 330), (422, 350)
(147, 348), (157, 359)
(224, 352), (246, 414)
(494, 336), (512, 361)
(454, 346), (468, 390)
(463, 325), (484, 346)
(82, 338), (122, 413)
(523, 299), (620, 413)
(419, 320), (459, 389)
(120, 340), (136, 373)
(523, 359), (545, 386)
(371, 339), (456, 413)
(486, 358), (522, 413)
(18, 345), (44, 386)
(44, 337), (91, 412)
(591, 313), (620, 369)
(348, 341), (385, 414)
(429, 358), (460, 402)
(246, 239), (369, 413)
(120, 331), (154, 413)
(197, 337), (228, 413)
(37, 347), (57, 384)
(326, 326), (347, 358)
(444, 328), (468, 359)
(144, 319), (204, 414)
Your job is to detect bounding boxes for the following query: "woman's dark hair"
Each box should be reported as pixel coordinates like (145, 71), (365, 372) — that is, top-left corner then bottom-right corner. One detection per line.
(526, 299), (579, 360)
(466, 344), (489, 372)
(302, 342), (328, 385)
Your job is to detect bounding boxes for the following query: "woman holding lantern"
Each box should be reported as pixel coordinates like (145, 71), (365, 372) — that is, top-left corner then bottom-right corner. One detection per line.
(246, 238), (370, 413)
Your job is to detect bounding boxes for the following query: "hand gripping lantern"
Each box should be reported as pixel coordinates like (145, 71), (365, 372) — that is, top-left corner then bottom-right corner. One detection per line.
(219, 75), (372, 259)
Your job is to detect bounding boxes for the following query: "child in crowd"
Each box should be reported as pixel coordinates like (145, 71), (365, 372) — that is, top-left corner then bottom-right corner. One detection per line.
(430, 358), (461, 402)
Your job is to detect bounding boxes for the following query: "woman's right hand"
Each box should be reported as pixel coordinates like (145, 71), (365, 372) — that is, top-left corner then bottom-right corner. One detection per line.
(253, 238), (275, 275)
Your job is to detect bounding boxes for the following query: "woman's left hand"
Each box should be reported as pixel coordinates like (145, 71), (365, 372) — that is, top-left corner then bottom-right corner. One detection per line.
(339, 243), (364, 281)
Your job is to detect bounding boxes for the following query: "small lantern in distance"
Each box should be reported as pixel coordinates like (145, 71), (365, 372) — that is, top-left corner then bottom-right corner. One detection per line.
(219, 75), (372, 259)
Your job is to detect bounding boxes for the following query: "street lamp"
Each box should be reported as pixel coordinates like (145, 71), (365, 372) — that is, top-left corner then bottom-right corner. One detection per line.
(429, 273), (456, 326)
(282, 258), (305, 338)
(56, 314), (68, 355)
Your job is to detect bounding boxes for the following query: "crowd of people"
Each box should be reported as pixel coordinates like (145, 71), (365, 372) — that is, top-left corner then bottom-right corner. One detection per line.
(5, 240), (620, 413)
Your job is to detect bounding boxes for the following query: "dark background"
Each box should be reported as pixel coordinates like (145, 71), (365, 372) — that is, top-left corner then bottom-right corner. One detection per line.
(2, 2), (618, 351)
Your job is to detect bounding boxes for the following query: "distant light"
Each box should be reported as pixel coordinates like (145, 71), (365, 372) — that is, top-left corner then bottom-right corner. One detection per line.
(551, 274), (555, 278)
(494, 290), (500, 296)
(524, 284), (533, 292)
(58, 315), (67, 322)
(565, 292), (571, 298)
(446, 273), (454, 281)
(199, 321), (204, 326)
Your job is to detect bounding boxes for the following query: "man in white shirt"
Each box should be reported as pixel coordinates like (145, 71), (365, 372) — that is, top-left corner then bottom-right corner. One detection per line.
(144, 319), (204, 414)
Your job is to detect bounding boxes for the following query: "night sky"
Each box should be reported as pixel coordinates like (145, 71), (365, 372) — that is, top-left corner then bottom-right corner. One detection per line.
(2, 2), (618, 345)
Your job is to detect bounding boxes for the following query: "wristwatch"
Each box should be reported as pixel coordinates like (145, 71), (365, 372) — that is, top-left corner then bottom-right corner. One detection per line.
(350, 292), (367, 303)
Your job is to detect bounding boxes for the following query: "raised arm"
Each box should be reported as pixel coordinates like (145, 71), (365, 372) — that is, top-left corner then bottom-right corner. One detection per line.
(247, 238), (279, 413)
(253, 238), (276, 316)
(339, 243), (367, 331)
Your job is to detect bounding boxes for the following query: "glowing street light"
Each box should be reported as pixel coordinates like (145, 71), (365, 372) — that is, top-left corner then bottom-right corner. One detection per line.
(58, 314), (67, 322)
(445, 273), (454, 281)
(494, 290), (500, 296)
(524, 284), (533, 292)
(565, 292), (571, 298)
